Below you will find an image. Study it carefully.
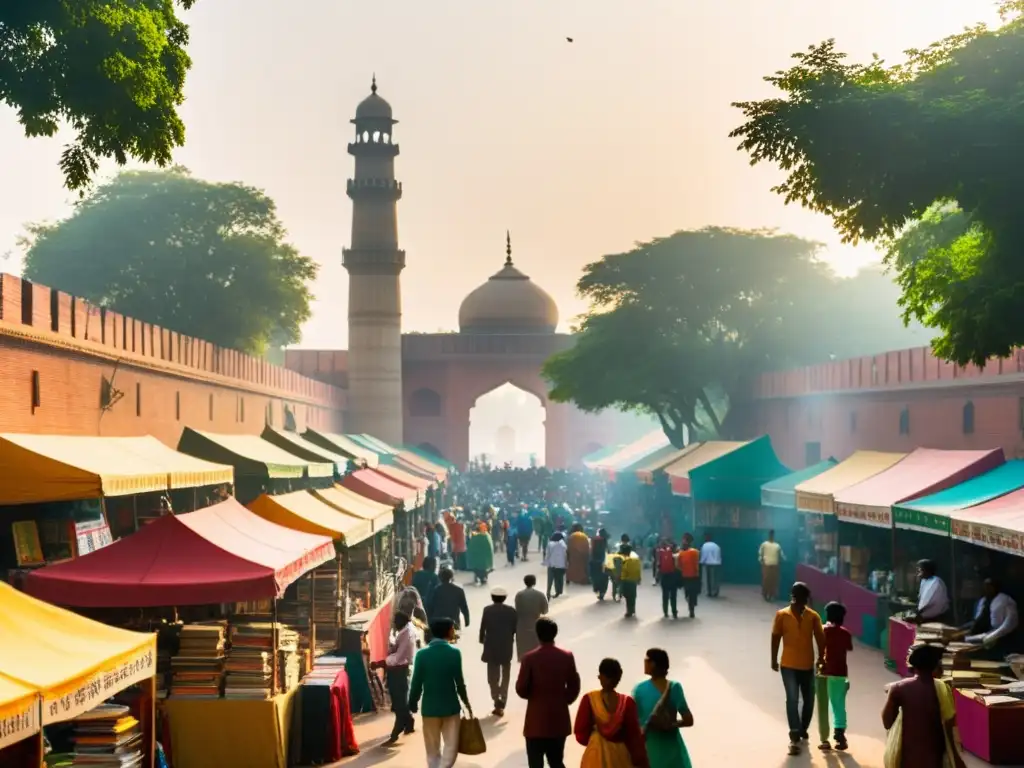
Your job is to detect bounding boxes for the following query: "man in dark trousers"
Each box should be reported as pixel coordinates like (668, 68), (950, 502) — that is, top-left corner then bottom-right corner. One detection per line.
(370, 610), (417, 744)
(430, 566), (470, 630)
(515, 617), (581, 768)
(479, 586), (517, 716)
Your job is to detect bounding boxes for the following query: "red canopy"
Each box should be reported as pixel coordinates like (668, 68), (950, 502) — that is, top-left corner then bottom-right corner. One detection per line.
(24, 498), (335, 607)
(341, 469), (417, 508)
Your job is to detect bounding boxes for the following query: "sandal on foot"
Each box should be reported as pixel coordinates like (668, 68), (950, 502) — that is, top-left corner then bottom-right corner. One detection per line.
(788, 743), (801, 756)
(818, 742), (831, 751)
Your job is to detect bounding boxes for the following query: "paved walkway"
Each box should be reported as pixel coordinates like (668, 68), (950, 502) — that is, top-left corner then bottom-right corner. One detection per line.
(334, 558), (986, 767)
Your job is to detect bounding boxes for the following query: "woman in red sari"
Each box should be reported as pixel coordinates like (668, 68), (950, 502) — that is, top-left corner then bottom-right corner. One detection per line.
(574, 658), (648, 768)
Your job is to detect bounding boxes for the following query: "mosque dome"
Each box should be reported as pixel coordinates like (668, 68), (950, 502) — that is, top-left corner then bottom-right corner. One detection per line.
(458, 233), (560, 334)
(355, 77), (393, 121)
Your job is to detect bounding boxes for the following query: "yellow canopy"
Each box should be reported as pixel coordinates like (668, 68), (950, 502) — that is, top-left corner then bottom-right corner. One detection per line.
(115, 435), (234, 489)
(0, 433), (170, 503)
(0, 581), (156, 725)
(0, 673), (39, 750)
(794, 451), (906, 514)
(314, 485), (394, 530)
(248, 491), (372, 546)
(635, 443), (701, 483)
(664, 442), (747, 479)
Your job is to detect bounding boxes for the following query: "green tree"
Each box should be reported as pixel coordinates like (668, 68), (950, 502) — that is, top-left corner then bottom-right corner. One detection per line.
(543, 227), (927, 447)
(2, 0), (196, 191)
(22, 168), (317, 354)
(730, 1), (1024, 365)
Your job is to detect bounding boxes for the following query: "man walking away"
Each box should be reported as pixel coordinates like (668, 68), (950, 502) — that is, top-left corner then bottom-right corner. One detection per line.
(480, 586), (517, 716)
(619, 544), (643, 618)
(515, 617), (581, 768)
(545, 532), (568, 600)
(677, 533), (701, 618)
(657, 540), (679, 618)
(375, 611), (417, 744)
(517, 511), (535, 561)
(771, 582), (825, 756)
(412, 556), (441, 619)
(514, 574), (549, 660)
(759, 529), (785, 602)
(409, 617), (473, 768)
(430, 567), (470, 630)
(700, 532), (722, 597)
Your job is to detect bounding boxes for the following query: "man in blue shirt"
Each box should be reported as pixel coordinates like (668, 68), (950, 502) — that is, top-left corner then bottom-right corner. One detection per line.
(409, 618), (473, 768)
(516, 510), (534, 561)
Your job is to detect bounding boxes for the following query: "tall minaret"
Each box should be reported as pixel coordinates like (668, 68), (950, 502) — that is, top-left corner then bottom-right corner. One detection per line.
(343, 77), (404, 444)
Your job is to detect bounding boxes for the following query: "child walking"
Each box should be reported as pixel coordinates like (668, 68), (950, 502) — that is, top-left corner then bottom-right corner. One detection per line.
(816, 601), (853, 751)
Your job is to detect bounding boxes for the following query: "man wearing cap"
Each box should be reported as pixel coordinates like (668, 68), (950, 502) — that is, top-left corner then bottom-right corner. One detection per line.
(479, 586), (518, 716)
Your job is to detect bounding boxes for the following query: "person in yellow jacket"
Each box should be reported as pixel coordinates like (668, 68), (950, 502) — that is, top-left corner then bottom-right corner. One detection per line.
(618, 544), (643, 619)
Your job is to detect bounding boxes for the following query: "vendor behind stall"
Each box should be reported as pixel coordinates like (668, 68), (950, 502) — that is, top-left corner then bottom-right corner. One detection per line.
(961, 579), (1019, 659)
(910, 559), (951, 624)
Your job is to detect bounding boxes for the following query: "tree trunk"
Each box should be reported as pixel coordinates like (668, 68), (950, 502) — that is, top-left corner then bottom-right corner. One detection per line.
(697, 388), (724, 437)
(656, 409), (686, 449)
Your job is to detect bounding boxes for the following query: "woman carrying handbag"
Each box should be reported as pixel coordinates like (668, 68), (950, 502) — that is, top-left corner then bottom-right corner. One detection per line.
(882, 644), (967, 768)
(632, 648), (693, 768)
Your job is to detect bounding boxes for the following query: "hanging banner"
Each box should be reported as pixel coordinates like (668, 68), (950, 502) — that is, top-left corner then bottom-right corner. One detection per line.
(43, 640), (155, 725)
(951, 519), (1024, 557)
(0, 689), (39, 750)
(836, 502), (892, 529)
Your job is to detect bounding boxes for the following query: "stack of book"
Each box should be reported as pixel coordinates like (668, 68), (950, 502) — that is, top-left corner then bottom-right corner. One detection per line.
(225, 622), (301, 698)
(169, 623), (225, 699)
(303, 654), (346, 685)
(68, 703), (143, 767)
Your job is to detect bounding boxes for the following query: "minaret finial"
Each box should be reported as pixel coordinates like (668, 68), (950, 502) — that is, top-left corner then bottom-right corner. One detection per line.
(505, 230), (512, 266)
(371, 73), (377, 94)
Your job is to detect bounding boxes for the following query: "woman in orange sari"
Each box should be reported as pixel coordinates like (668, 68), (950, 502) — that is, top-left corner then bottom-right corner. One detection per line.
(574, 658), (648, 768)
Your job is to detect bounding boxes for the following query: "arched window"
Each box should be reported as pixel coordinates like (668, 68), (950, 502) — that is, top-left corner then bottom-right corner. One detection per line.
(409, 388), (442, 417)
(283, 404), (297, 432)
(372, 130), (380, 142)
(963, 401), (975, 434)
(383, 133), (390, 143)
(899, 406), (910, 436)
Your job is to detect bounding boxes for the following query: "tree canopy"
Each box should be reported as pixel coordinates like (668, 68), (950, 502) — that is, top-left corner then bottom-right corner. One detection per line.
(730, 1), (1024, 365)
(22, 168), (317, 354)
(1, 0), (196, 191)
(542, 227), (927, 447)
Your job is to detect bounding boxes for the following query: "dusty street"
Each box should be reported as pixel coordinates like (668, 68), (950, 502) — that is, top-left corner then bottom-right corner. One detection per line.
(334, 558), (986, 768)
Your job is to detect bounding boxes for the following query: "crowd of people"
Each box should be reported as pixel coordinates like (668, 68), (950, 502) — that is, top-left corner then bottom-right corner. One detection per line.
(374, 467), (977, 767)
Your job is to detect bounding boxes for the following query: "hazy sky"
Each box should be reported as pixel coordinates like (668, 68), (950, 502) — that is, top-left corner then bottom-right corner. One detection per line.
(0, 0), (1001, 348)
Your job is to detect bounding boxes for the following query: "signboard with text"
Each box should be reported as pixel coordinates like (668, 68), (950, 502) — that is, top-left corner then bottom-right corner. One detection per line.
(43, 643), (155, 725)
(835, 503), (892, 529)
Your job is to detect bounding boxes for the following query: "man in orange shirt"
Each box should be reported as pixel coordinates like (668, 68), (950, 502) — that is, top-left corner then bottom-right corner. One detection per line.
(676, 533), (701, 618)
(771, 582), (826, 756)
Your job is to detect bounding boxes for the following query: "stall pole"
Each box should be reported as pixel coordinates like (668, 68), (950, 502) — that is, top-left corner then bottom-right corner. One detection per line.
(950, 534), (959, 625)
(340, 549), (349, 629)
(309, 570), (317, 662)
(132, 496), (139, 532)
(143, 675), (157, 768)
(272, 600), (280, 696)
(370, 534), (379, 609)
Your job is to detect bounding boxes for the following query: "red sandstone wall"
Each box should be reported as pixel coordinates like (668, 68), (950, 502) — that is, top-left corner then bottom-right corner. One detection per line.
(749, 345), (1024, 469)
(0, 274), (345, 444)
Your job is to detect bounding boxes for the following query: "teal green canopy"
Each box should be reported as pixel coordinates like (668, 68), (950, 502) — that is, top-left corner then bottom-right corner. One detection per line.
(893, 459), (1024, 535)
(761, 459), (838, 509)
(690, 435), (791, 505)
(348, 434), (396, 456)
(404, 444), (454, 470)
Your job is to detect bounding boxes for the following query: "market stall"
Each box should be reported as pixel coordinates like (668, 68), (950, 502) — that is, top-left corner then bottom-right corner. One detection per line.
(0, 433), (234, 573)
(24, 498), (337, 768)
(663, 441), (747, 538)
(592, 431), (671, 481)
(833, 447), (1004, 645)
(260, 426), (352, 477)
(793, 451), (906, 606)
(0, 581), (157, 767)
(682, 436), (791, 585)
(635, 444), (700, 485)
(178, 427), (332, 503)
(888, 460), (1024, 669)
(302, 430), (380, 468)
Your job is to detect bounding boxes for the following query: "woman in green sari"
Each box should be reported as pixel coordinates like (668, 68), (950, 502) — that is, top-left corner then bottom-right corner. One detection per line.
(632, 648), (693, 767)
(466, 523), (494, 585)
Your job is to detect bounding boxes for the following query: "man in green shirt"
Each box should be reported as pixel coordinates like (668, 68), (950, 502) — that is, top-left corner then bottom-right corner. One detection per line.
(409, 617), (474, 767)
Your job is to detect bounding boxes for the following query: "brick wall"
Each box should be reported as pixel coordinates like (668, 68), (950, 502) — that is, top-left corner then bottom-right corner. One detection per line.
(0, 274), (345, 444)
(748, 345), (1024, 469)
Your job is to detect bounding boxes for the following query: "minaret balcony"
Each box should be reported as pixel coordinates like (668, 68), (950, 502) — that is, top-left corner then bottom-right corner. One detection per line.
(347, 141), (400, 158)
(346, 178), (403, 201)
(343, 247), (407, 273)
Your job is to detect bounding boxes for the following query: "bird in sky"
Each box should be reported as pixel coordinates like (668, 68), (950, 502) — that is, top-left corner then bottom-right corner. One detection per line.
(566, 37), (574, 42)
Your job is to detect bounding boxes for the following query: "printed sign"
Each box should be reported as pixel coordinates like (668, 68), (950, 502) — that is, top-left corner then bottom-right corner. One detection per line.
(836, 503), (892, 529)
(0, 694), (38, 750)
(11, 521), (44, 566)
(695, 503), (779, 530)
(74, 521), (113, 557)
(43, 643), (155, 725)
(951, 520), (1024, 557)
